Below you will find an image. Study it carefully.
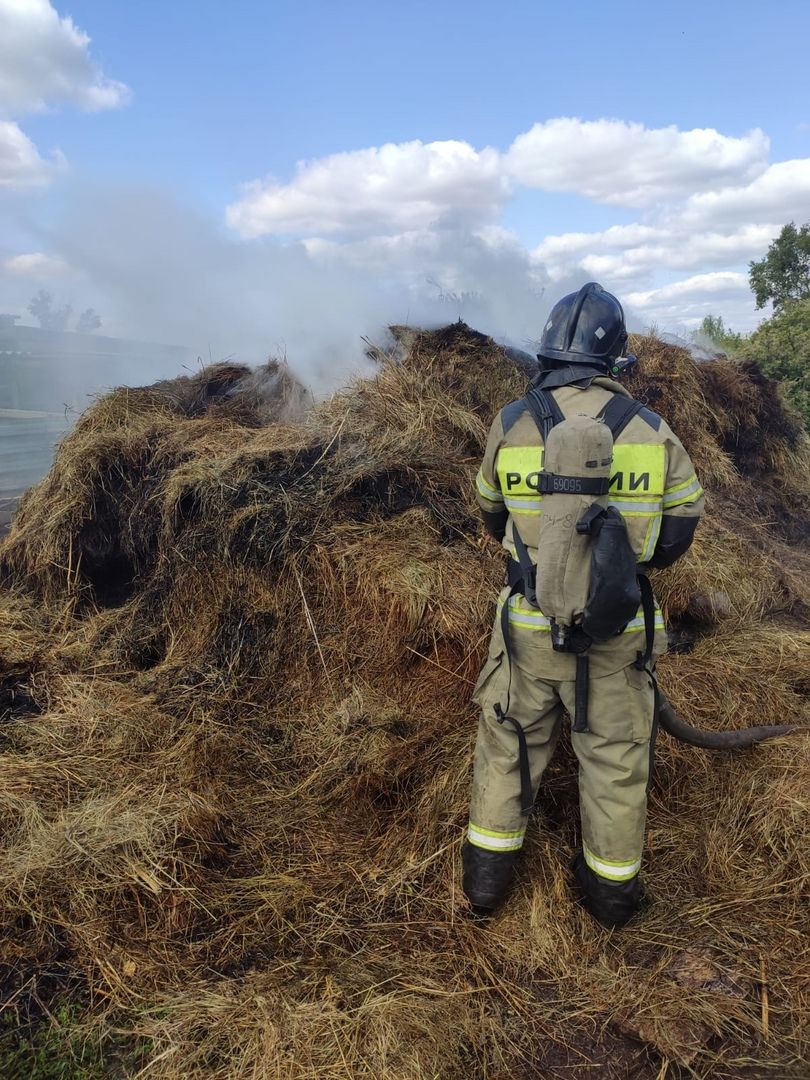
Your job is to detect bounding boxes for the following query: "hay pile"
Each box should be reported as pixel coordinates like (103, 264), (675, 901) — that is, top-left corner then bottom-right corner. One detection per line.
(0, 324), (808, 1078)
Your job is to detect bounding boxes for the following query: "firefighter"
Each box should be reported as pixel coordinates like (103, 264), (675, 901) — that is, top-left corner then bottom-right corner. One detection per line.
(464, 282), (705, 928)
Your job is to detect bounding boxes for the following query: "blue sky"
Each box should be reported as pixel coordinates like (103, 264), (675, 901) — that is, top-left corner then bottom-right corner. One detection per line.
(2, 0), (810, 370)
(22, 1), (810, 212)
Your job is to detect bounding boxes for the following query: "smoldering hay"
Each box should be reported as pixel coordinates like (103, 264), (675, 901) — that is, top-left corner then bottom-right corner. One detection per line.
(0, 325), (808, 1078)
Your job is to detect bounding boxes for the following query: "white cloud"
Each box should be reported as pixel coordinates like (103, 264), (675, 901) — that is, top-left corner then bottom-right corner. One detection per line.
(535, 223), (779, 283)
(3, 250), (69, 275)
(0, 3), (127, 190)
(3, 98), (799, 335)
(227, 140), (507, 239)
(302, 229), (443, 270)
(226, 113), (806, 329)
(682, 159), (810, 229)
(0, 119), (62, 186)
(504, 119), (769, 207)
(304, 223), (529, 278)
(0, 0), (129, 115)
(228, 120), (772, 239)
(533, 224), (662, 264)
(625, 272), (750, 320)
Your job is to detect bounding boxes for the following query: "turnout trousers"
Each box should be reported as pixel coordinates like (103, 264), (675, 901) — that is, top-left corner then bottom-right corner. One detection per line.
(467, 626), (657, 884)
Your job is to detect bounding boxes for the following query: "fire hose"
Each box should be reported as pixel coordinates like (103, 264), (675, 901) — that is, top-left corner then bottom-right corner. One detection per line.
(657, 692), (803, 748)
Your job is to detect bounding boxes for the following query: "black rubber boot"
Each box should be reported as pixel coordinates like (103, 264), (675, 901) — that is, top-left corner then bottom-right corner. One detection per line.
(571, 851), (642, 929)
(461, 840), (518, 916)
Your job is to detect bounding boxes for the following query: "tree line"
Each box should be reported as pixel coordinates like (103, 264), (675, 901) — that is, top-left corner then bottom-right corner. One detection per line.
(699, 222), (810, 428)
(26, 290), (102, 334)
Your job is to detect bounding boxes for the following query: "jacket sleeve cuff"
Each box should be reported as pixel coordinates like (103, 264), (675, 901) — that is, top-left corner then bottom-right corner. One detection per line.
(646, 514), (700, 569)
(479, 507), (508, 542)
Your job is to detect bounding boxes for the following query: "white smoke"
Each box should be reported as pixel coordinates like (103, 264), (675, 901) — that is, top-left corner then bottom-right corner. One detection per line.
(3, 182), (591, 394)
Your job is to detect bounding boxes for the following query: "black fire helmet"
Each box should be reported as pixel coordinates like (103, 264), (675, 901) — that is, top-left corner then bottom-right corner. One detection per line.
(537, 282), (628, 368)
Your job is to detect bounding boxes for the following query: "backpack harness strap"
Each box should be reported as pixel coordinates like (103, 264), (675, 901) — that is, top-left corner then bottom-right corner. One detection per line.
(597, 394), (646, 436)
(511, 526), (538, 606)
(635, 572), (657, 672)
(494, 585), (534, 815)
(492, 387), (660, 814)
(524, 386), (564, 441)
(573, 654), (590, 735)
(599, 397), (660, 682)
(635, 571), (660, 791)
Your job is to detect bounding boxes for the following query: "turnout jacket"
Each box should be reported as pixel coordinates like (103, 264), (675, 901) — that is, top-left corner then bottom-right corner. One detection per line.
(475, 377), (705, 677)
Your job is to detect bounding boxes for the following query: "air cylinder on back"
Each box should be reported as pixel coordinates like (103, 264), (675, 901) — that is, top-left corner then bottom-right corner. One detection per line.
(534, 415), (613, 627)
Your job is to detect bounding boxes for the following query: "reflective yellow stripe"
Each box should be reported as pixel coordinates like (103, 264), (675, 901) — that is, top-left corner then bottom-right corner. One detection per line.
(476, 469), (503, 502)
(497, 595), (552, 629)
(468, 823), (526, 851)
(664, 472), (701, 495)
(469, 823), (525, 839)
(584, 844), (641, 881)
(498, 596), (662, 634)
(623, 613), (665, 633)
(640, 512), (662, 562)
(504, 495), (543, 514)
(663, 475), (703, 508)
(507, 616), (552, 631)
(609, 499), (661, 515)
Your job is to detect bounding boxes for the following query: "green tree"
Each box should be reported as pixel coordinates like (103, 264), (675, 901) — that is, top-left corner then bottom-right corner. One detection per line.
(76, 307), (102, 334)
(746, 297), (810, 428)
(697, 313), (748, 353)
(748, 222), (810, 311)
(26, 289), (72, 331)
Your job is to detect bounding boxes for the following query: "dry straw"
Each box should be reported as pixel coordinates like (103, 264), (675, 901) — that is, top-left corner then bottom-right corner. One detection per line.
(0, 326), (808, 1078)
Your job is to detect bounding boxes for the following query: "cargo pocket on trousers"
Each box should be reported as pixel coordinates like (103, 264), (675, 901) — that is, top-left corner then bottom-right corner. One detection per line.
(472, 648), (506, 712)
(622, 664), (656, 743)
